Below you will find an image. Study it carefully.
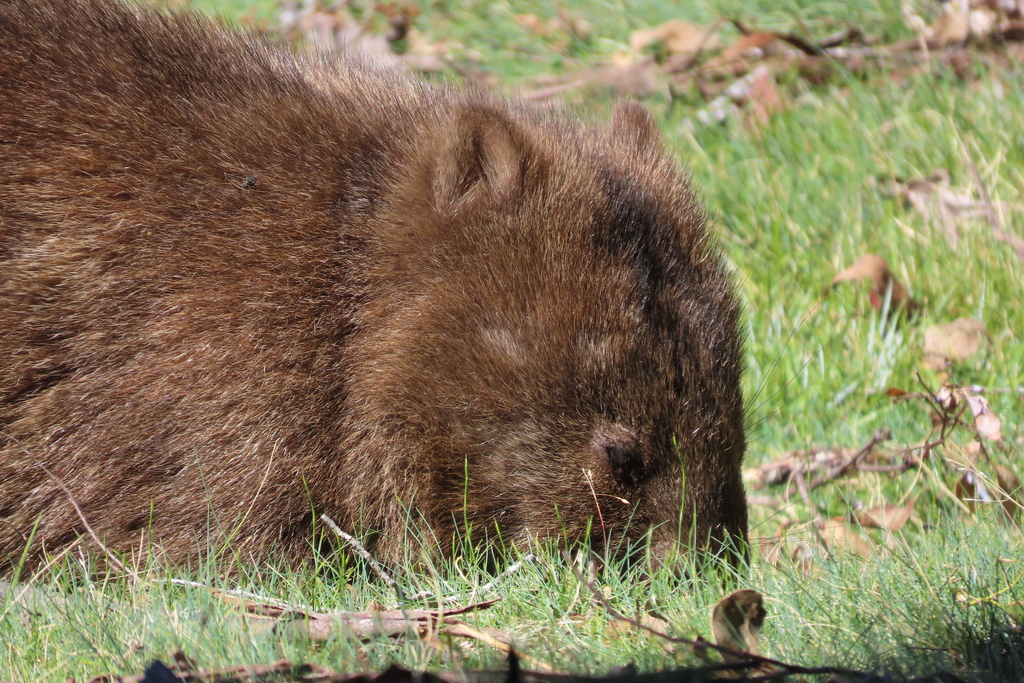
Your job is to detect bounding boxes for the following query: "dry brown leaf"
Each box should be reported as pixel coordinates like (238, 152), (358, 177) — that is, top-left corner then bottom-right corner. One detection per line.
(553, 8), (591, 42)
(829, 253), (920, 314)
(744, 67), (783, 128)
(935, 384), (959, 412)
(830, 252), (891, 291)
(515, 13), (564, 50)
(955, 469), (993, 512)
(444, 622), (512, 646)
(955, 460), (1022, 521)
(929, 4), (971, 46)
(630, 19), (720, 55)
(935, 385), (1002, 441)
(817, 518), (874, 558)
(747, 437), (894, 491)
(376, 3), (420, 43)
(641, 613), (671, 633)
(278, 2), (443, 68)
(711, 589), (766, 661)
(923, 318), (987, 370)
(964, 390), (1003, 441)
(969, 7), (1000, 38)
(896, 174), (986, 247)
(400, 29), (451, 72)
(994, 464), (1023, 520)
(688, 67), (770, 127)
(855, 499), (915, 532)
(722, 31), (779, 61)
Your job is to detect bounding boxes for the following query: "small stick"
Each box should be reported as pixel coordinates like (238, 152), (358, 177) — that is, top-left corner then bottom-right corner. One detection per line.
(406, 553), (539, 604)
(809, 429), (890, 488)
(478, 554), (537, 594)
(320, 514), (405, 603)
(857, 463), (914, 473)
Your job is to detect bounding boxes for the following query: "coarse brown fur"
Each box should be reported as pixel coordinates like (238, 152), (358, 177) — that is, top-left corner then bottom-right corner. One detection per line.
(0, 0), (747, 574)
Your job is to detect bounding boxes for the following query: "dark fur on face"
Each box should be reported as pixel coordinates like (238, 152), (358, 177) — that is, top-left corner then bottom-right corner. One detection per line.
(0, 0), (747, 573)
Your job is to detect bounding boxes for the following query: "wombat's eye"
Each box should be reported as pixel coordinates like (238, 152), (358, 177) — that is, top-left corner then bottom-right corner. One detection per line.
(591, 426), (643, 487)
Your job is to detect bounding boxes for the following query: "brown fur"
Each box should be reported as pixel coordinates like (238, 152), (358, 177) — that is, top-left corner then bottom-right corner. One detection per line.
(0, 0), (747, 573)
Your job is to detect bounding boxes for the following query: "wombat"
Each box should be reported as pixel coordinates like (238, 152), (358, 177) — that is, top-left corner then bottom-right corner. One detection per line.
(0, 0), (747, 574)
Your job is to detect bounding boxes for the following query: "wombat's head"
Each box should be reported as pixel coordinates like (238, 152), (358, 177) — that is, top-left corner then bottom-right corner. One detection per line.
(351, 99), (746, 569)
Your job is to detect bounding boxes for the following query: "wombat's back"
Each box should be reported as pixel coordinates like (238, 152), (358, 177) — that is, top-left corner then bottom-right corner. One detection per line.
(0, 0), (747, 573)
(0, 0), (425, 568)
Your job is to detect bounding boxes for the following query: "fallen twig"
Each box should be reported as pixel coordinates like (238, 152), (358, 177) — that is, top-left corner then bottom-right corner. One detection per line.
(320, 513), (404, 602)
(808, 429), (891, 488)
(731, 19), (824, 55)
(478, 554), (538, 594)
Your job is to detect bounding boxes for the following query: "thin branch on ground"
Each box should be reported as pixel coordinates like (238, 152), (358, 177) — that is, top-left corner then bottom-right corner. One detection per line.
(478, 554), (538, 594)
(407, 552), (540, 604)
(809, 428), (891, 488)
(320, 513), (405, 603)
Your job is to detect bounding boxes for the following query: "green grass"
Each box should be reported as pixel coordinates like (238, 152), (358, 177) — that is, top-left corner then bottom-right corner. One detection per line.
(3, 0), (1024, 680)
(3, 518), (1023, 680)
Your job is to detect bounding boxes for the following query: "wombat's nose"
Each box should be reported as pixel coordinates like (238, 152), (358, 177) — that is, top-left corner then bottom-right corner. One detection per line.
(591, 425), (642, 486)
(602, 441), (633, 469)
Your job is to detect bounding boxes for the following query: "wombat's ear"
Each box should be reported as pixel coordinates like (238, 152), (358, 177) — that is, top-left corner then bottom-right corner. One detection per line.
(431, 104), (530, 216)
(611, 100), (661, 154)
